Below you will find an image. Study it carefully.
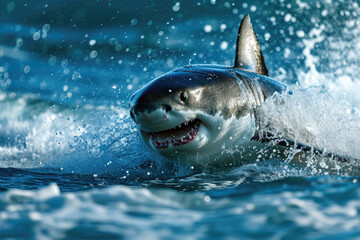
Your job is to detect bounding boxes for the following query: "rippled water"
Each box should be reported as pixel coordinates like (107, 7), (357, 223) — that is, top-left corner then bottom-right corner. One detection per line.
(1, 0), (360, 239)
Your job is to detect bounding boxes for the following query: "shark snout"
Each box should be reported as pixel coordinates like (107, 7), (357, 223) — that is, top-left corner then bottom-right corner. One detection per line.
(130, 102), (174, 131)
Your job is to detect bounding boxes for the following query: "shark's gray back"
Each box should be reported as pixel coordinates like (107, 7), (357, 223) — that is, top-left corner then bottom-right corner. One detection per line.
(231, 68), (286, 104)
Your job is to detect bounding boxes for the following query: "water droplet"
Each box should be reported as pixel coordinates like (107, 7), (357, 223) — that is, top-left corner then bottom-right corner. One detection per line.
(89, 39), (96, 46)
(130, 18), (138, 26)
(90, 50), (97, 58)
(172, 2), (180, 12)
(220, 41), (228, 50)
(24, 65), (30, 73)
(33, 32), (40, 41)
(204, 24), (212, 33)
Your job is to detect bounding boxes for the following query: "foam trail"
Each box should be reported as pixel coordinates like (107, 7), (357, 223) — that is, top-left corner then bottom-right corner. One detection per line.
(0, 93), (139, 172)
(259, 86), (360, 161)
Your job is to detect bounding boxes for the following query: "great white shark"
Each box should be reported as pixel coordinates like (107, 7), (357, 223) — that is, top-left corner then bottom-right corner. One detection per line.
(129, 15), (349, 165)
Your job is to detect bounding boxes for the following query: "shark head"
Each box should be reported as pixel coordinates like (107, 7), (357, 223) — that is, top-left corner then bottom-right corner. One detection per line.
(129, 15), (271, 163)
(130, 65), (255, 162)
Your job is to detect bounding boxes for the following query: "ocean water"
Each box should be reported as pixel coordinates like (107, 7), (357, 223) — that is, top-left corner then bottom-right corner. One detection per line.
(1, 0), (360, 239)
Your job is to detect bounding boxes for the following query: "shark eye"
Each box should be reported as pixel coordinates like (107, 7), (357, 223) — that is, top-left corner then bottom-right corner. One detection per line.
(180, 92), (187, 102)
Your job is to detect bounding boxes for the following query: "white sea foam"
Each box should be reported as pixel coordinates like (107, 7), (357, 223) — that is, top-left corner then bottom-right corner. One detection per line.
(0, 93), (147, 175)
(259, 86), (360, 160)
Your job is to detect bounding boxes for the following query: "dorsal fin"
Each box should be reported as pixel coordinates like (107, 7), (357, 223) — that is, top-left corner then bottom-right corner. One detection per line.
(234, 15), (268, 76)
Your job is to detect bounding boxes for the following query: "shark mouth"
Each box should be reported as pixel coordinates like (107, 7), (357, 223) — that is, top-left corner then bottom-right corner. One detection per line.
(149, 119), (201, 149)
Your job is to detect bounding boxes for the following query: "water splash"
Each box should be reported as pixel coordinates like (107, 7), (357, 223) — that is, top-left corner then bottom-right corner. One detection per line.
(258, 85), (360, 175)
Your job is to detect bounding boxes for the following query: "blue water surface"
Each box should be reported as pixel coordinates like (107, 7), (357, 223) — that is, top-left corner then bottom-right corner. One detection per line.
(1, 0), (360, 239)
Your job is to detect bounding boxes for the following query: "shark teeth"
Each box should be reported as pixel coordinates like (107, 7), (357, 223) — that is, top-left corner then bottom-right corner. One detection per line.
(150, 119), (201, 149)
(173, 119), (194, 130)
